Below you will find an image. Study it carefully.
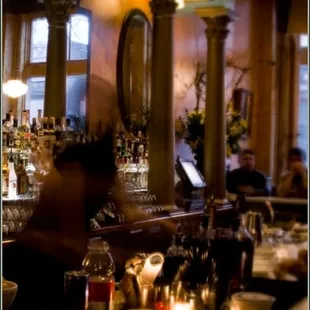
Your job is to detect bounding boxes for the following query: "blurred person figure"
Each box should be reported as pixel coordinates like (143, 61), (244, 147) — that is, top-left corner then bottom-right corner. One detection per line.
(5, 132), (117, 310)
(4, 130), (156, 310)
(277, 147), (307, 198)
(227, 148), (268, 196)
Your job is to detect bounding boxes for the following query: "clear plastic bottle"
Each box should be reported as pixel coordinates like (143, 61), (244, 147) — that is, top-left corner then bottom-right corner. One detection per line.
(82, 239), (116, 310)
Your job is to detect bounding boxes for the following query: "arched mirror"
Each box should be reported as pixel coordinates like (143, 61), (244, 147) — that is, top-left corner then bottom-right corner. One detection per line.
(116, 9), (152, 134)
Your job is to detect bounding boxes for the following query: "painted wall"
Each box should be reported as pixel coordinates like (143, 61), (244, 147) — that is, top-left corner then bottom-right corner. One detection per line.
(81, 0), (250, 122)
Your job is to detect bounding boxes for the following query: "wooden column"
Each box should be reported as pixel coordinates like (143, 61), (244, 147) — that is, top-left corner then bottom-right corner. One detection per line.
(44, 0), (69, 118)
(275, 33), (298, 181)
(197, 8), (235, 205)
(148, 0), (177, 205)
(249, 0), (277, 178)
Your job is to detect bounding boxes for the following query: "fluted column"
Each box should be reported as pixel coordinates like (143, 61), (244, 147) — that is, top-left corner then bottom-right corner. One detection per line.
(148, 0), (177, 205)
(44, 0), (70, 117)
(197, 8), (236, 204)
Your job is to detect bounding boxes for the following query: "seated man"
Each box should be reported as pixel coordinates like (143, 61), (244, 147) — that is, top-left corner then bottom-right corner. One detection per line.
(277, 147), (307, 198)
(227, 148), (268, 196)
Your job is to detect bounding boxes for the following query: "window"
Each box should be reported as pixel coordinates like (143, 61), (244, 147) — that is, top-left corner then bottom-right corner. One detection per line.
(25, 76), (87, 120)
(30, 18), (48, 63)
(30, 14), (89, 63)
(297, 34), (308, 164)
(298, 65), (308, 163)
(26, 77), (45, 120)
(23, 12), (90, 119)
(68, 14), (89, 60)
(300, 34), (308, 48)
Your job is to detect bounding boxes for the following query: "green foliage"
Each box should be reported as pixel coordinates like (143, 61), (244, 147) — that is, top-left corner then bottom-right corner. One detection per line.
(176, 108), (247, 158)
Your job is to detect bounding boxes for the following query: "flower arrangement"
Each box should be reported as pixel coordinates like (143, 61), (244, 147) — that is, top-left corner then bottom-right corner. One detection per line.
(175, 51), (250, 172)
(176, 106), (247, 172)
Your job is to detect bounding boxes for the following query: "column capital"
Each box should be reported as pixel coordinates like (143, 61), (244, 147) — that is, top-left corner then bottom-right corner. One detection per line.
(44, 0), (72, 26)
(195, 7), (237, 20)
(196, 8), (236, 40)
(150, 0), (178, 17)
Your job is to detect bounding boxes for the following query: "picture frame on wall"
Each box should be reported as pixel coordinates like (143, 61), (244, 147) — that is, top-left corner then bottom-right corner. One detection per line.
(233, 88), (253, 135)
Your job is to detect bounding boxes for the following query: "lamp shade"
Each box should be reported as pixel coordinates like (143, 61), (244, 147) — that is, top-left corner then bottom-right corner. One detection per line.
(3, 79), (28, 98)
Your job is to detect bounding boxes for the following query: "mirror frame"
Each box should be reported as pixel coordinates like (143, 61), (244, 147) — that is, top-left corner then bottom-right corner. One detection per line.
(116, 8), (152, 133)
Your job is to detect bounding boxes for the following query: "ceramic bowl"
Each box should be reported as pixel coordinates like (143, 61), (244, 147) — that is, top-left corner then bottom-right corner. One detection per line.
(232, 292), (276, 310)
(3, 280), (18, 310)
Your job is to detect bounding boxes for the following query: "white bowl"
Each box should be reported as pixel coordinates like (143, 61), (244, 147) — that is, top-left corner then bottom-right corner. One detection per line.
(3, 281), (18, 310)
(232, 292), (276, 310)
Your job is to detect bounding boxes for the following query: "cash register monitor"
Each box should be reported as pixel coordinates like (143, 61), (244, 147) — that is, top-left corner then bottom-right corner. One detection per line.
(175, 158), (206, 210)
(176, 158), (206, 189)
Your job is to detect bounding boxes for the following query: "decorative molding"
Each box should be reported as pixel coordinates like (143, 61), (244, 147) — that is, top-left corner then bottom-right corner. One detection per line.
(195, 6), (237, 19)
(203, 15), (231, 40)
(44, 0), (73, 25)
(150, 0), (178, 17)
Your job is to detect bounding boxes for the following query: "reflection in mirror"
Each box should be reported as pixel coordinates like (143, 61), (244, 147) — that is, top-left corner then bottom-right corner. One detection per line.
(117, 9), (152, 135)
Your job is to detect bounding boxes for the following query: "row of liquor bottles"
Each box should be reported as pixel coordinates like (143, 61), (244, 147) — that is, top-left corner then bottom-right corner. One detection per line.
(114, 125), (149, 166)
(2, 110), (151, 199)
(3, 110), (150, 165)
(2, 109), (79, 151)
(2, 151), (35, 198)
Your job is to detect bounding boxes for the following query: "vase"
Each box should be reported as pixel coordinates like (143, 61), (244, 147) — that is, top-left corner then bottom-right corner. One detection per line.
(226, 157), (231, 172)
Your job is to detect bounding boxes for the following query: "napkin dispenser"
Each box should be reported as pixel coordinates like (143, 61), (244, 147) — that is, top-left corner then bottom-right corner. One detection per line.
(120, 252), (164, 308)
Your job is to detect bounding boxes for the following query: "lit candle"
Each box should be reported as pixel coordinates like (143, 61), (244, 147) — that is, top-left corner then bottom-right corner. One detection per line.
(171, 302), (192, 310)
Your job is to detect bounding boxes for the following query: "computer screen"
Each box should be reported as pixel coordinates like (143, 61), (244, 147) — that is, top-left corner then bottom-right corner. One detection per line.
(180, 161), (205, 188)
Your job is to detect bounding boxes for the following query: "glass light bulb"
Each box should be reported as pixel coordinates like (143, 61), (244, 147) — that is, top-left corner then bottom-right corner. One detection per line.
(3, 79), (28, 98)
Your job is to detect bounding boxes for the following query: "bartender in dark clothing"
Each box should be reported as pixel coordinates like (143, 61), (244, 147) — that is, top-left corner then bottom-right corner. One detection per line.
(227, 148), (268, 196)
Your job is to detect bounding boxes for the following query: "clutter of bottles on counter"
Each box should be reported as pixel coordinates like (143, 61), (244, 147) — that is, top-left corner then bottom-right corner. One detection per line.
(62, 194), (258, 310)
(2, 111), (154, 236)
(114, 124), (149, 191)
(2, 112), (150, 202)
(2, 109), (96, 201)
(153, 193), (255, 310)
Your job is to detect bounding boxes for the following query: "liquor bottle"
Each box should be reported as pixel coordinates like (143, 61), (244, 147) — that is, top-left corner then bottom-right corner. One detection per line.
(8, 151), (17, 198)
(42, 117), (49, 135)
(9, 110), (14, 125)
(3, 113), (11, 149)
(49, 117), (56, 134)
(2, 153), (9, 196)
(61, 116), (66, 132)
(36, 110), (43, 135)
(13, 120), (21, 149)
(135, 131), (142, 156)
(82, 240), (115, 310)
(37, 109), (43, 124)
(25, 109), (31, 131)
(16, 159), (28, 195)
(65, 118), (74, 142)
(66, 118), (74, 132)
(31, 117), (37, 135)
(19, 110), (29, 133)
(116, 131), (122, 156)
(3, 113), (12, 133)
(55, 117), (62, 134)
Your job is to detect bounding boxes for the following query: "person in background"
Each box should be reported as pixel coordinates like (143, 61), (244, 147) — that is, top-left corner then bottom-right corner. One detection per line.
(226, 148), (268, 196)
(277, 147), (307, 198)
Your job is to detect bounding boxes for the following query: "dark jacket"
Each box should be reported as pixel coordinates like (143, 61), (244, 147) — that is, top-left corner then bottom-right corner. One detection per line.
(226, 167), (268, 196)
